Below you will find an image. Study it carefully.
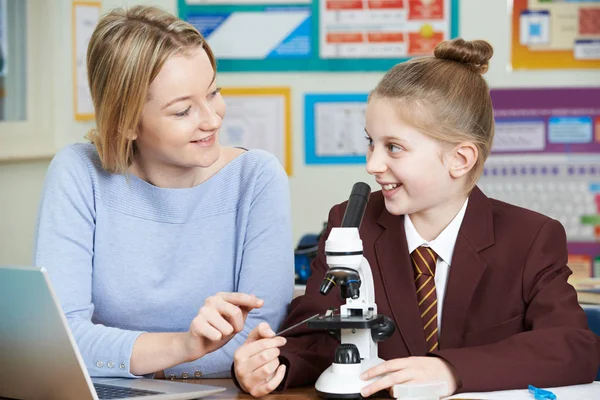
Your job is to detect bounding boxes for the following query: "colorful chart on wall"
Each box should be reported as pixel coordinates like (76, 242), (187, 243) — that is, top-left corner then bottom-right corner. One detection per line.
(491, 88), (600, 154)
(512, 0), (600, 69)
(482, 88), (600, 278)
(178, 0), (459, 71)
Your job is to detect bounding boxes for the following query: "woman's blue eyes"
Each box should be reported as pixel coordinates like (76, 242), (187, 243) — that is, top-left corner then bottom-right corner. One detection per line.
(174, 88), (221, 118)
(365, 136), (373, 147)
(209, 87), (221, 99)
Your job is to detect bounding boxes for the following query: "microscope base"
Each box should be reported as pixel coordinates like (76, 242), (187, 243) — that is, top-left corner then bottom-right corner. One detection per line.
(314, 357), (384, 399)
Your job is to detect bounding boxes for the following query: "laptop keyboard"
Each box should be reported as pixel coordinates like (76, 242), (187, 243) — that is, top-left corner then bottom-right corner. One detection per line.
(93, 383), (164, 399)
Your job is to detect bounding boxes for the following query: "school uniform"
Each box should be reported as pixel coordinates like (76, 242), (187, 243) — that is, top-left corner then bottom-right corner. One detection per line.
(276, 187), (600, 393)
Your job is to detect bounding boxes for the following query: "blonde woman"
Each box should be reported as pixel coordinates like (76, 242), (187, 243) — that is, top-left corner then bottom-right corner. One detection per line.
(33, 6), (293, 380)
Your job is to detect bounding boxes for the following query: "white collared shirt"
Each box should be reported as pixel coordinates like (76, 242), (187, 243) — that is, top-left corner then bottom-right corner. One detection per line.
(404, 198), (469, 336)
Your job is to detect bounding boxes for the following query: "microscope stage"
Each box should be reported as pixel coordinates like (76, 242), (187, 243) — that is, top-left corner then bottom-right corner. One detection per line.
(307, 314), (387, 329)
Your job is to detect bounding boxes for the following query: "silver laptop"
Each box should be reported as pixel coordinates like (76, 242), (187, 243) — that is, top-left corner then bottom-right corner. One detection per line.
(0, 266), (226, 400)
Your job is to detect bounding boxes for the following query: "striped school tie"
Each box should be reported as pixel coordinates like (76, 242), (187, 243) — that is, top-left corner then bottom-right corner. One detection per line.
(411, 246), (439, 352)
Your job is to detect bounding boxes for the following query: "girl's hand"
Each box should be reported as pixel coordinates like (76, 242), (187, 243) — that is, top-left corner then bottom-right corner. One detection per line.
(360, 356), (459, 398)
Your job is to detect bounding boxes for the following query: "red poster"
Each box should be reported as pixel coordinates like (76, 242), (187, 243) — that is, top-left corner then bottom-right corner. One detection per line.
(367, 32), (404, 43)
(326, 32), (365, 43)
(408, 0), (444, 20)
(326, 0), (364, 10)
(367, 0), (404, 9)
(579, 8), (600, 35)
(408, 31), (444, 54)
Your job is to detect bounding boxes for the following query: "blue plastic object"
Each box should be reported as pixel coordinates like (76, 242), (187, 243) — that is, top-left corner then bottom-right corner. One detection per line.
(528, 385), (556, 400)
(294, 233), (320, 284)
(583, 305), (600, 381)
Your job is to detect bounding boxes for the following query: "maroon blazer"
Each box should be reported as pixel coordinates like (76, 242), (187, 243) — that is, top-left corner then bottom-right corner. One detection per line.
(277, 187), (600, 393)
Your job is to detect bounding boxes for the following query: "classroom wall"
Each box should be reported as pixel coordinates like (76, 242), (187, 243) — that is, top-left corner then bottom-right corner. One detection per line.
(0, 0), (598, 266)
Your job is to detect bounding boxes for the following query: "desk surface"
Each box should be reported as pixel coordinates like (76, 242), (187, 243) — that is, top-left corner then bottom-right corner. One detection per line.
(178, 379), (388, 399)
(193, 379), (600, 399)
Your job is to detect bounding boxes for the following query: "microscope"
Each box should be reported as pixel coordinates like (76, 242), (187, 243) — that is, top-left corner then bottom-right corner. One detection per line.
(308, 182), (396, 399)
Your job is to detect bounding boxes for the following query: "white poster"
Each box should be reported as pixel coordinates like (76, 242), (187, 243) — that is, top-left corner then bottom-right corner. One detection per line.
(220, 95), (288, 169)
(73, 2), (100, 120)
(315, 102), (367, 157)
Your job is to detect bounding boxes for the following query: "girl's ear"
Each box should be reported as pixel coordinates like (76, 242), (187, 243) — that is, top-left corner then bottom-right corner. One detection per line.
(449, 142), (478, 179)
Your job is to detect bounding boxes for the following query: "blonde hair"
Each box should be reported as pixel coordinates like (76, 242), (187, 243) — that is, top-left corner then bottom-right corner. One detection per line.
(370, 38), (495, 191)
(85, 5), (216, 173)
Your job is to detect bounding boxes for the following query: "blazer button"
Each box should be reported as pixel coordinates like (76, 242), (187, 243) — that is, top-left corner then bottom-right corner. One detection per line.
(181, 372), (189, 379)
(95, 361), (104, 368)
(107, 361), (115, 368)
(194, 371), (202, 378)
(169, 373), (176, 380)
(119, 363), (126, 370)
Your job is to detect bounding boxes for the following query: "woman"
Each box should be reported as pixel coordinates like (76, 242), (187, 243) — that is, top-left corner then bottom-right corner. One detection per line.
(33, 5), (293, 380)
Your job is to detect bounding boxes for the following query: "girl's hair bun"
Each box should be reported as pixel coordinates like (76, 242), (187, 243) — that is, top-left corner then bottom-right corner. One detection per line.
(434, 38), (493, 74)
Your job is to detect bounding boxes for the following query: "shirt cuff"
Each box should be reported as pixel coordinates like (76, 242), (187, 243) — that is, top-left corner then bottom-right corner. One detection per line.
(87, 330), (146, 378)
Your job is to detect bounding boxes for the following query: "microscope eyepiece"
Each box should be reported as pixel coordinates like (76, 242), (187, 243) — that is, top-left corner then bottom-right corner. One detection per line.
(341, 182), (371, 229)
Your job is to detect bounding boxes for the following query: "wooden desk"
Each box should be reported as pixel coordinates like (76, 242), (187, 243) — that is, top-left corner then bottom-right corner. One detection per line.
(178, 379), (388, 399)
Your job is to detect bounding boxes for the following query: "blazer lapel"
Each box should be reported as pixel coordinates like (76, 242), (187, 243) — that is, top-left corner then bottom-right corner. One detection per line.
(375, 210), (427, 356)
(440, 187), (495, 349)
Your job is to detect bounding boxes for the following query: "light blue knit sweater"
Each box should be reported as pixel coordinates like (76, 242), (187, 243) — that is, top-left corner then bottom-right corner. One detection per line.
(33, 143), (294, 379)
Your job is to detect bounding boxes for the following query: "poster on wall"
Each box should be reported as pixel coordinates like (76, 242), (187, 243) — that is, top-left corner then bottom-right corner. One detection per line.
(482, 88), (600, 279)
(72, 2), (101, 121)
(178, 0), (459, 71)
(320, 0), (452, 59)
(512, 0), (600, 69)
(304, 93), (368, 164)
(0, 0), (7, 77)
(220, 87), (293, 175)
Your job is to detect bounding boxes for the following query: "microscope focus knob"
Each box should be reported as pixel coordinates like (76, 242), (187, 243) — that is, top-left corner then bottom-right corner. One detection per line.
(334, 343), (360, 364)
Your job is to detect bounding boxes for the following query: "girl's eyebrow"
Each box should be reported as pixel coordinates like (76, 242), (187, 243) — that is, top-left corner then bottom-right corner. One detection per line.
(365, 129), (409, 145)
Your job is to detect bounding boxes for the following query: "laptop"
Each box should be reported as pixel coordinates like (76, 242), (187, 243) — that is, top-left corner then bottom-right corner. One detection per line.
(0, 266), (226, 400)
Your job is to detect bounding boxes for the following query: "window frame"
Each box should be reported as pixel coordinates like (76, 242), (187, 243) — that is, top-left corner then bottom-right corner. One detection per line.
(0, 1), (55, 162)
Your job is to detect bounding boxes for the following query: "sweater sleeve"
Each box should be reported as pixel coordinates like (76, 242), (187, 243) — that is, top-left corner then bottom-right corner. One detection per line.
(164, 155), (295, 379)
(33, 146), (145, 378)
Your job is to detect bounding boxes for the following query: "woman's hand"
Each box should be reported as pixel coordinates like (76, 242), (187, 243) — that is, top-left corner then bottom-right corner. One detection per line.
(182, 292), (264, 361)
(233, 322), (288, 397)
(360, 356), (459, 398)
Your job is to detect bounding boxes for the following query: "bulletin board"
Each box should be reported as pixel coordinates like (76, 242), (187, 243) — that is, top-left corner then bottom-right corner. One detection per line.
(178, 0), (460, 72)
(511, 0), (600, 69)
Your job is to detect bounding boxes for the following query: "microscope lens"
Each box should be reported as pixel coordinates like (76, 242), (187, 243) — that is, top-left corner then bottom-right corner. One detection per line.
(319, 275), (336, 295)
(346, 281), (360, 299)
